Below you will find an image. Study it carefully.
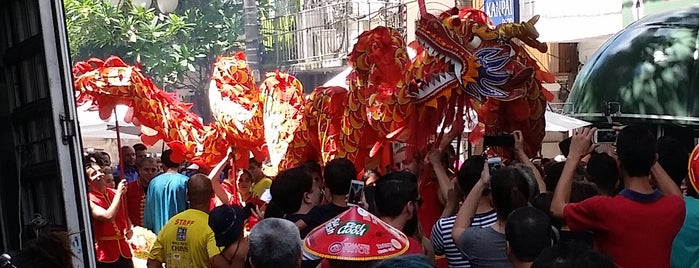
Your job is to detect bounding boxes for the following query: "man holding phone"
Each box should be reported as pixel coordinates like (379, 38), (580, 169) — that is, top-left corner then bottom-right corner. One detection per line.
(551, 126), (685, 268)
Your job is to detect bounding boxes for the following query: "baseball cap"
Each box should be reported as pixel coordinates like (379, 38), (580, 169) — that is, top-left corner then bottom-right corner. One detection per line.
(208, 205), (247, 247)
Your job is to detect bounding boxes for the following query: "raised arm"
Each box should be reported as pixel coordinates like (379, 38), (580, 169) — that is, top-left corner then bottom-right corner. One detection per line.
(452, 163), (489, 247)
(651, 163), (683, 196)
(431, 120), (466, 205)
(513, 130), (546, 193)
(90, 180), (127, 221)
(209, 150), (233, 206)
(551, 128), (594, 219)
(427, 149), (454, 206)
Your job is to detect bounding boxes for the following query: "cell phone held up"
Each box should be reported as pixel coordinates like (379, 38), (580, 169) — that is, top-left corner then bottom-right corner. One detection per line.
(347, 180), (365, 207)
(593, 129), (617, 144)
(483, 133), (515, 148)
(487, 157), (502, 173)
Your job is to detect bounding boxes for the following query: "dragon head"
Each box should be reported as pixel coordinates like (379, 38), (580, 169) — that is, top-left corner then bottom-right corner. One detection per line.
(413, 9), (482, 103)
(414, 8), (541, 103)
(208, 52), (266, 167)
(208, 52), (264, 141)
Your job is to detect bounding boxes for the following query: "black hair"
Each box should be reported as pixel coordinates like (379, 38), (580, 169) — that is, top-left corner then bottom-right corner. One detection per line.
(300, 161), (322, 176)
(506, 207), (553, 262)
(559, 137), (571, 157)
(457, 156), (485, 195)
(532, 241), (614, 268)
(84, 153), (102, 166)
(323, 158), (356, 196)
(381, 170), (418, 184)
(137, 156), (157, 169)
(270, 167), (313, 214)
(531, 192), (562, 229)
(544, 162), (566, 192)
(222, 164), (232, 178)
(586, 152), (619, 195)
(544, 161), (586, 192)
(161, 149), (180, 168)
(263, 201), (286, 219)
(133, 143), (147, 152)
(570, 181), (600, 203)
(374, 171), (419, 218)
(490, 167), (530, 221)
(616, 125), (657, 177)
(657, 136), (690, 188)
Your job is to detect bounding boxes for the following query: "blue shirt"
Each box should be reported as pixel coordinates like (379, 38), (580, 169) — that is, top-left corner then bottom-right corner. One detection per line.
(143, 172), (189, 234)
(671, 196), (699, 268)
(113, 164), (139, 183)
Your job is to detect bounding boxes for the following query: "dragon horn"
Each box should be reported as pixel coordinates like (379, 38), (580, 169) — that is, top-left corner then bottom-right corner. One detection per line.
(103, 56), (127, 67)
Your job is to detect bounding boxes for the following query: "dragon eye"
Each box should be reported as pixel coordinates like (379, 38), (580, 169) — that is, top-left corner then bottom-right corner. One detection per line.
(468, 36), (482, 49)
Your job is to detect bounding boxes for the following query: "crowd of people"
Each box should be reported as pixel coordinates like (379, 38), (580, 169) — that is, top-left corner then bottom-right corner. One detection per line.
(80, 123), (699, 268)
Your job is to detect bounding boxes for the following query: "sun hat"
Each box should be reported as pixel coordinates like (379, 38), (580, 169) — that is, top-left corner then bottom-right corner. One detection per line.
(208, 205), (247, 247)
(303, 206), (410, 261)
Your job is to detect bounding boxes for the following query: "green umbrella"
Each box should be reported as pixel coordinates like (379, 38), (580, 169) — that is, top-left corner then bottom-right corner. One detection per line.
(567, 5), (699, 126)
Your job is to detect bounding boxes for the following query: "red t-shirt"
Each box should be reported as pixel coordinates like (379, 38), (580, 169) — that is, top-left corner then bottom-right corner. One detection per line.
(418, 179), (443, 239)
(564, 190), (685, 268)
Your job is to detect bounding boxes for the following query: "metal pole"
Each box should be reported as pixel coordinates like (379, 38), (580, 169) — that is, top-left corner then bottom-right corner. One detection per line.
(243, 0), (263, 82)
(114, 108), (125, 181)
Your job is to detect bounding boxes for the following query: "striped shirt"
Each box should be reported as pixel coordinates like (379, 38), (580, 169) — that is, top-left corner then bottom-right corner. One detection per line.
(431, 210), (498, 268)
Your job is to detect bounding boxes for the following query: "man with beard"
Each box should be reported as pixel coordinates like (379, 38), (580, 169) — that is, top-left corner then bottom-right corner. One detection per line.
(374, 171), (430, 256)
(126, 157), (159, 227)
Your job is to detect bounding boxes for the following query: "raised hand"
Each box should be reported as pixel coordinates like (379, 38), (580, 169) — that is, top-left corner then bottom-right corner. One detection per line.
(513, 130), (525, 153)
(116, 180), (127, 196)
(569, 128), (595, 159)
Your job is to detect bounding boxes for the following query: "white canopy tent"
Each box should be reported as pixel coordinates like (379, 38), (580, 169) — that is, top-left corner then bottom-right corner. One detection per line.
(77, 104), (141, 139)
(545, 110), (591, 132)
(77, 104), (167, 158)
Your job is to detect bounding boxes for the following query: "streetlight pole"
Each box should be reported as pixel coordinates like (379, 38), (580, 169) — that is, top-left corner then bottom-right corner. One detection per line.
(243, 0), (263, 82)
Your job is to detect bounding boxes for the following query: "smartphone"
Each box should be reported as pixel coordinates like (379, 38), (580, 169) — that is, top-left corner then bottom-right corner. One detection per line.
(347, 180), (365, 207)
(483, 134), (515, 147)
(487, 157), (502, 172)
(594, 129), (617, 144)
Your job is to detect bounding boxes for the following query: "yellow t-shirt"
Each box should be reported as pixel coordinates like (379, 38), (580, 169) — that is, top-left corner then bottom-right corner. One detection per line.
(149, 209), (220, 267)
(251, 177), (272, 198)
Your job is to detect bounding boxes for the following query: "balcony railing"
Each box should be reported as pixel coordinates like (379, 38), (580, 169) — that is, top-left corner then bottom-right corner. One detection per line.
(261, 0), (406, 72)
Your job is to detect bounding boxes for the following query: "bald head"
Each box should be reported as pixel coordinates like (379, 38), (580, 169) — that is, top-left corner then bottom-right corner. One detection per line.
(187, 174), (213, 206)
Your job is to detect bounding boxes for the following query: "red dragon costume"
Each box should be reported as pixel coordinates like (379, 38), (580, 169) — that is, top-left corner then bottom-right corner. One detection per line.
(72, 8), (552, 172)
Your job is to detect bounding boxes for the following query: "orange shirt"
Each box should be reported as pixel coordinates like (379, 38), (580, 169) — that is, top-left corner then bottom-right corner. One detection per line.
(126, 181), (147, 227)
(89, 189), (132, 263)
